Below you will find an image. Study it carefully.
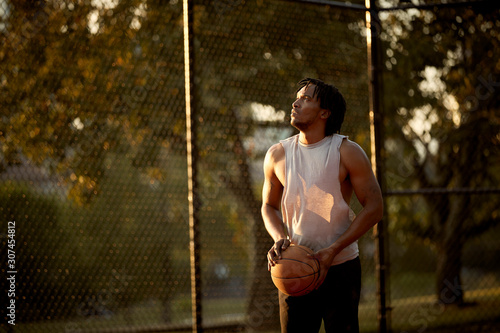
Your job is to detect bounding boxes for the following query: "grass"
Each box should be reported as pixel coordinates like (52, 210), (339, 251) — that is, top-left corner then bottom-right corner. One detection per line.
(11, 285), (500, 333)
(389, 287), (500, 333)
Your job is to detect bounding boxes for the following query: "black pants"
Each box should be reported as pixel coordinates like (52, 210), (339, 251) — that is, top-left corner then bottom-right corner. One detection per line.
(279, 256), (361, 333)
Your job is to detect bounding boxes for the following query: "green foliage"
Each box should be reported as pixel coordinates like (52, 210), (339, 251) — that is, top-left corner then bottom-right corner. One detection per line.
(1, 0), (369, 328)
(70, 152), (191, 318)
(0, 0), (186, 204)
(382, 5), (500, 243)
(379, 3), (500, 304)
(0, 182), (86, 321)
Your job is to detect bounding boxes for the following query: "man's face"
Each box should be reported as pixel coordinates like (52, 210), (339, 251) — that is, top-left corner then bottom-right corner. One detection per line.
(290, 84), (324, 132)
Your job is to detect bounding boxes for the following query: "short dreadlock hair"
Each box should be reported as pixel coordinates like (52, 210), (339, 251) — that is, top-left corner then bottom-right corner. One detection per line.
(296, 78), (347, 135)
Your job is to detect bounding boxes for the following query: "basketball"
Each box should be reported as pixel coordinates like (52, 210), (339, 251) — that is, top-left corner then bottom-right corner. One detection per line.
(270, 244), (320, 296)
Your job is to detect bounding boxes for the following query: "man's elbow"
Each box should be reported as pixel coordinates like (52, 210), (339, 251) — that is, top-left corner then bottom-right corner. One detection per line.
(261, 202), (272, 218)
(261, 202), (280, 220)
(363, 194), (383, 225)
(260, 203), (267, 218)
(372, 196), (384, 224)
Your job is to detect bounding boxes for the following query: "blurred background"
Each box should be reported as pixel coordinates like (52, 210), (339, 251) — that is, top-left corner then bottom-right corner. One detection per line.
(0, 0), (499, 332)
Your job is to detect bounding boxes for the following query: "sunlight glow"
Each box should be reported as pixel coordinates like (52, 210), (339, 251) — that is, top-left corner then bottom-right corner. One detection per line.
(418, 66), (446, 98)
(72, 117), (84, 130)
(443, 93), (461, 127)
(0, 0), (10, 31)
(91, 0), (119, 9)
(87, 10), (100, 34)
(402, 105), (440, 157)
(88, 0), (146, 34)
(250, 103), (286, 122)
(406, 105), (436, 142)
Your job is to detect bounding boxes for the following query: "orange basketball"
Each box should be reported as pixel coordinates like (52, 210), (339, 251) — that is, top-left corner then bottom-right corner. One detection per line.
(270, 244), (320, 296)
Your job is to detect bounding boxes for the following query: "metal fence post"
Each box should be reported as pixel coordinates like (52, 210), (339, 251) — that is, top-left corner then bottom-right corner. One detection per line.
(366, 0), (390, 332)
(183, 0), (203, 332)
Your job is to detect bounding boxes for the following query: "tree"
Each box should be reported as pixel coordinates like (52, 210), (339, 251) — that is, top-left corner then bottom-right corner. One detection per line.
(380, 2), (500, 305)
(191, 1), (370, 329)
(0, 183), (87, 321)
(1, 0), (189, 324)
(0, 0), (371, 329)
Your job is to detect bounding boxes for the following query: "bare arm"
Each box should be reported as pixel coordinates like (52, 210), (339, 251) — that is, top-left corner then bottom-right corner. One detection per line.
(261, 143), (290, 270)
(333, 140), (383, 252)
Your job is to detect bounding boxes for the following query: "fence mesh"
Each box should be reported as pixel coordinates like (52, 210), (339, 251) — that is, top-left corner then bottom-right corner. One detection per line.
(380, 2), (500, 332)
(0, 0), (499, 332)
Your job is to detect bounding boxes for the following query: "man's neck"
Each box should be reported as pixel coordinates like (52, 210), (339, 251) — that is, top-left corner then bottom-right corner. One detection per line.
(299, 131), (326, 145)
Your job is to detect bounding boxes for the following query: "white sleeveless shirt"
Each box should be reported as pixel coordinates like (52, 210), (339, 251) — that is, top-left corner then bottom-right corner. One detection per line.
(280, 134), (359, 265)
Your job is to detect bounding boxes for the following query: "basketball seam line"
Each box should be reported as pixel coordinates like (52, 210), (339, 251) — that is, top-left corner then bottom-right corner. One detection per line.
(271, 272), (319, 280)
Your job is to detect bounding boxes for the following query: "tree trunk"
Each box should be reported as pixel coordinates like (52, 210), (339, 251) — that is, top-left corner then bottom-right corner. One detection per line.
(435, 195), (467, 306)
(225, 166), (280, 331)
(226, 111), (280, 331)
(436, 236), (464, 306)
(246, 216), (281, 332)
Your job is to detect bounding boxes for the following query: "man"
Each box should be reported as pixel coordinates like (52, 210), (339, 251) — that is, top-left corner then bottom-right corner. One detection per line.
(261, 78), (383, 332)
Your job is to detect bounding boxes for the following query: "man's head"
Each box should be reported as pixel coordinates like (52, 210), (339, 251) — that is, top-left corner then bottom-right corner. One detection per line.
(293, 78), (346, 136)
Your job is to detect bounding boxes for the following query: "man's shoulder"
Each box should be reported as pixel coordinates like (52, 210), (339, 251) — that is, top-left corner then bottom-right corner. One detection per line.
(263, 142), (286, 180)
(280, 134), (298, 145)
(339, 137), (366, 154)
(339, 138), (371, 171)
(267, 134), (298, 157)
(266, 142), (285, 161)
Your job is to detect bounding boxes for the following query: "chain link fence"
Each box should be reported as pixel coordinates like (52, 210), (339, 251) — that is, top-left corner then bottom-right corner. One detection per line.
(379, 1), (500, 332)
(0, 0), (499, 332)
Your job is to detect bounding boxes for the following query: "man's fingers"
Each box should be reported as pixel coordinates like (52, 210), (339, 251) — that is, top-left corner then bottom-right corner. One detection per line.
(281, 238), (291, 250)
(314, 271), (326, 289)
(268, 248), (279, 266)
(275, 246), (282, 259)
(274, 239), (288, 258)
(267, 239), (290, 271)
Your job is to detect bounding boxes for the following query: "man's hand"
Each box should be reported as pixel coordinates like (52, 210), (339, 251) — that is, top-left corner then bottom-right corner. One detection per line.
(267, 238), (291, 271)
(309, 247), (337, 289)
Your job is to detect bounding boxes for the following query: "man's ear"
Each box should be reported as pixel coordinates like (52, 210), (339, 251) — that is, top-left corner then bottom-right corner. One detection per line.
(320, 109), (331, 119)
